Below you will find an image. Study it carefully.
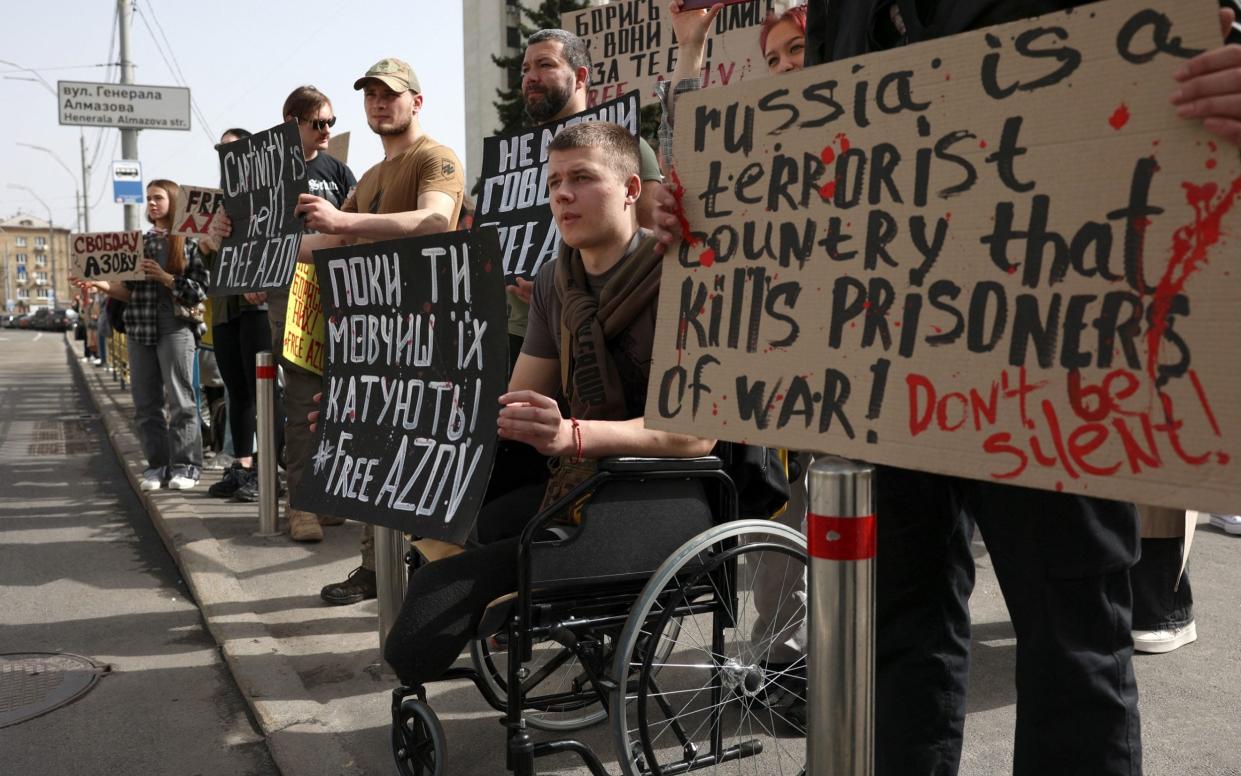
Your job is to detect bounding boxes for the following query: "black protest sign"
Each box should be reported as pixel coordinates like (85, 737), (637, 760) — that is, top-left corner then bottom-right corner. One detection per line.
(475, 91), (641, 283)
(210, 121), (308, 296)
(649, 0), (1241, 514)
(292, 227), (509, 541)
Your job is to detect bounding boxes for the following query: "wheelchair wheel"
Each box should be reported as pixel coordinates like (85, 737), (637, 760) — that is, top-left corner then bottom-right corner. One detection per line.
(470, 613), (684, 732)
(611, 520), (808, 776)
(469, 630), (610, 731)
(392, 696), (446, 776)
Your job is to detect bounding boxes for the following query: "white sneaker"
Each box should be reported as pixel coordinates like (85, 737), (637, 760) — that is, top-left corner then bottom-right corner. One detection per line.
(167, 472), (199, 490)
(1133, 621), (1197, 654)
(139, 468), (164, 491)
(1209, 514), (1241, 535)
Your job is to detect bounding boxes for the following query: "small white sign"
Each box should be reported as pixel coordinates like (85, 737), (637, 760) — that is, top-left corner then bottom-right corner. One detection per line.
(58, 80), (191, 131)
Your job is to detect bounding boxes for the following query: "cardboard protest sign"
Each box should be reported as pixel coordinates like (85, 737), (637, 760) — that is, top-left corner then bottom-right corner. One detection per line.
(649, 0), (1241, 514)
(476, 91), (641, 282)
(70, 231), (144, 282)
(291, 227), (509, 541)
(327, 131), (350, 165)
(562, 0), (774, 105)
(283, 263), (326, 375)
(171, 185), (224, 238)
(210, 121), (308, 296)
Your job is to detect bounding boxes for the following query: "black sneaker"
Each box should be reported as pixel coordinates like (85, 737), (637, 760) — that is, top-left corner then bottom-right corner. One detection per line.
(320, 567), (378, 606)
(208, 462), (248, 499)
(231, 469), (285, 503)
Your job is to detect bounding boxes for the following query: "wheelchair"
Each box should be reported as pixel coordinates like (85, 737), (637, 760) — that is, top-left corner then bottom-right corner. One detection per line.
(391, 455), (809, 775)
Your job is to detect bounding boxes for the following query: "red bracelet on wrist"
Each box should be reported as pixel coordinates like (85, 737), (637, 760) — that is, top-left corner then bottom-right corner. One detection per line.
(570, 417), (583, 463)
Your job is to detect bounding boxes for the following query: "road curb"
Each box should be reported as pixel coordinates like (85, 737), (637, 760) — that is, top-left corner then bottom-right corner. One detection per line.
(64, 333), (369, 776)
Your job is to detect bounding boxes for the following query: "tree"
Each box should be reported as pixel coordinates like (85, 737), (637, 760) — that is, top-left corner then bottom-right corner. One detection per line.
(490, 0), (588, 137)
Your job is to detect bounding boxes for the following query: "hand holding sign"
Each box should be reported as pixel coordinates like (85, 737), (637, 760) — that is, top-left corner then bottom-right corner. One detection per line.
(1170, 7), (1241, 144)
(295, 193), (347, 234)
(497, 390), (574, 456)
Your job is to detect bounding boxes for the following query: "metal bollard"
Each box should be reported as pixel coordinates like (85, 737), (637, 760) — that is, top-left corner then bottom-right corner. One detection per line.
(255, 351), (279, 536)
(375, 527), (409, 653)
(806, 456), (876, 776)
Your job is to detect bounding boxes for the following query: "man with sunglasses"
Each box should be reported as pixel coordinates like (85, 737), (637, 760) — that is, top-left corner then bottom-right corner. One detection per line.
(240, 86), (357, 542)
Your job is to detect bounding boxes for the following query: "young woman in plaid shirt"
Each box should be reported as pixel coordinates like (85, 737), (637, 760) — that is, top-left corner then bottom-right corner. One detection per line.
(74, 179), (209, 490)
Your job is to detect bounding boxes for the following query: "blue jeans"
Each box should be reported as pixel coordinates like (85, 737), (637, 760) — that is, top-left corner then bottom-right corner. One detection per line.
(875, 467), (1142, 776)
(127, 325), (202, 476)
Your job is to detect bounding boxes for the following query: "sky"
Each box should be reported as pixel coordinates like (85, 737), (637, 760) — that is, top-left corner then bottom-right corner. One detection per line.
(2, 0), (467, 234)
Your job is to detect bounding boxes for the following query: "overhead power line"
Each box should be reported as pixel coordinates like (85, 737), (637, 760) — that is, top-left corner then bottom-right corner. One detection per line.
(133, 0), (216, 143)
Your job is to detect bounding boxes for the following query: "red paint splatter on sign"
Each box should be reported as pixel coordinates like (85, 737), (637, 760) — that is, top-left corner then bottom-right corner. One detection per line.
(819, 181), (837, 200)
(699, 248), (715, 267)
(1108, 103), (1130, 130)
(667, 167), (700, 247)
(820, 146), (836, 164)
(1206, 158), (1217, 170)
(1145, 175), (1241, 381)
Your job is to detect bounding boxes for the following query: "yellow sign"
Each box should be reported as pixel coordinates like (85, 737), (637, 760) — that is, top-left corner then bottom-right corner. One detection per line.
(283, 263), (326, 374)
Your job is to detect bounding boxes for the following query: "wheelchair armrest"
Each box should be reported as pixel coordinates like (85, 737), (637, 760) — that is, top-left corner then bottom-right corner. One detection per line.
(596, 456), (723, 474)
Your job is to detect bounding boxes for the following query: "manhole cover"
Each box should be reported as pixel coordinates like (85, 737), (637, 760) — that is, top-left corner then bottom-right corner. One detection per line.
(0, 653), (108, 728)
(26, 419), (99, 457)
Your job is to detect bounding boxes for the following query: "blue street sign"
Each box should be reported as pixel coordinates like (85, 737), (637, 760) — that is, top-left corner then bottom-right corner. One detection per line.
(112, 160), (144, 205)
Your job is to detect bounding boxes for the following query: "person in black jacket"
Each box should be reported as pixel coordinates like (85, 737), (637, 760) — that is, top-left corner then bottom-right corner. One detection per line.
(797, 3), (1241, 775)
(651, 3), (1241, 774)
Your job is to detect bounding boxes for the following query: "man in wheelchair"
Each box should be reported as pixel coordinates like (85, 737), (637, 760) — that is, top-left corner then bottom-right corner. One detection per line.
(384, 122), (809, 776)
(383, 120), (714, 688)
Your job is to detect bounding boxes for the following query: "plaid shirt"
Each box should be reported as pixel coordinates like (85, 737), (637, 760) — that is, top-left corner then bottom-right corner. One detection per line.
(122, 230), (207, 347)
(656, 77), (703, 170)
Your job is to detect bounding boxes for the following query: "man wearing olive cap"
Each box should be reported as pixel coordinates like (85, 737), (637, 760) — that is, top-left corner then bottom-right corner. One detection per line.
(294, 57), (466, 605)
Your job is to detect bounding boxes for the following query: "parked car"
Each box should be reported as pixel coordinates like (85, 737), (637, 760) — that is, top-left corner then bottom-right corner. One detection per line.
(15, 313), (36, 329)
(48, 309), (78, 332)
(26, 309), (52, 330)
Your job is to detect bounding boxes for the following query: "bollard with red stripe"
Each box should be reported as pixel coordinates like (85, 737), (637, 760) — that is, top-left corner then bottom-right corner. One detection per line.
(255, 351), (279, 535)
(806, 456), (875, 776)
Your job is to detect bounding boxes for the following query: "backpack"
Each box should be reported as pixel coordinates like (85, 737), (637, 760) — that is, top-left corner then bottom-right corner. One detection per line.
(716, 442), (791, 520)
(106, 297), (127, 334)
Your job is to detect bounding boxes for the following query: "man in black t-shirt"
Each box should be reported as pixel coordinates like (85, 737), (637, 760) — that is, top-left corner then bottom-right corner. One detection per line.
(241, 86), (357, 542)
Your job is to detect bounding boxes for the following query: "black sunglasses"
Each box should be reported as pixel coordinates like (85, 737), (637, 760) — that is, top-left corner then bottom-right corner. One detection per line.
(299, 116), (337, 131)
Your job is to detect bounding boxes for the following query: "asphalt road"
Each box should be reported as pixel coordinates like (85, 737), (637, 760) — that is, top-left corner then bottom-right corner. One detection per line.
(0, 329), (278, 776)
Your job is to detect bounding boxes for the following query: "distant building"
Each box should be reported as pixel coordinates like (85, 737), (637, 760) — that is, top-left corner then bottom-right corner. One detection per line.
(0, 214), (73, 313)
(462, 0), (524, 184)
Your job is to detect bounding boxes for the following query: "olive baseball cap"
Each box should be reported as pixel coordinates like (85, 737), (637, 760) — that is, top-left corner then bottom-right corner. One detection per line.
(353, 58), (421, 93)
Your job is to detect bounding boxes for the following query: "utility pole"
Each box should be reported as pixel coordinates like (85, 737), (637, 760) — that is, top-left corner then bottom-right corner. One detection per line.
(79, 131), (91, 232)
(118, 0), (139, 231)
